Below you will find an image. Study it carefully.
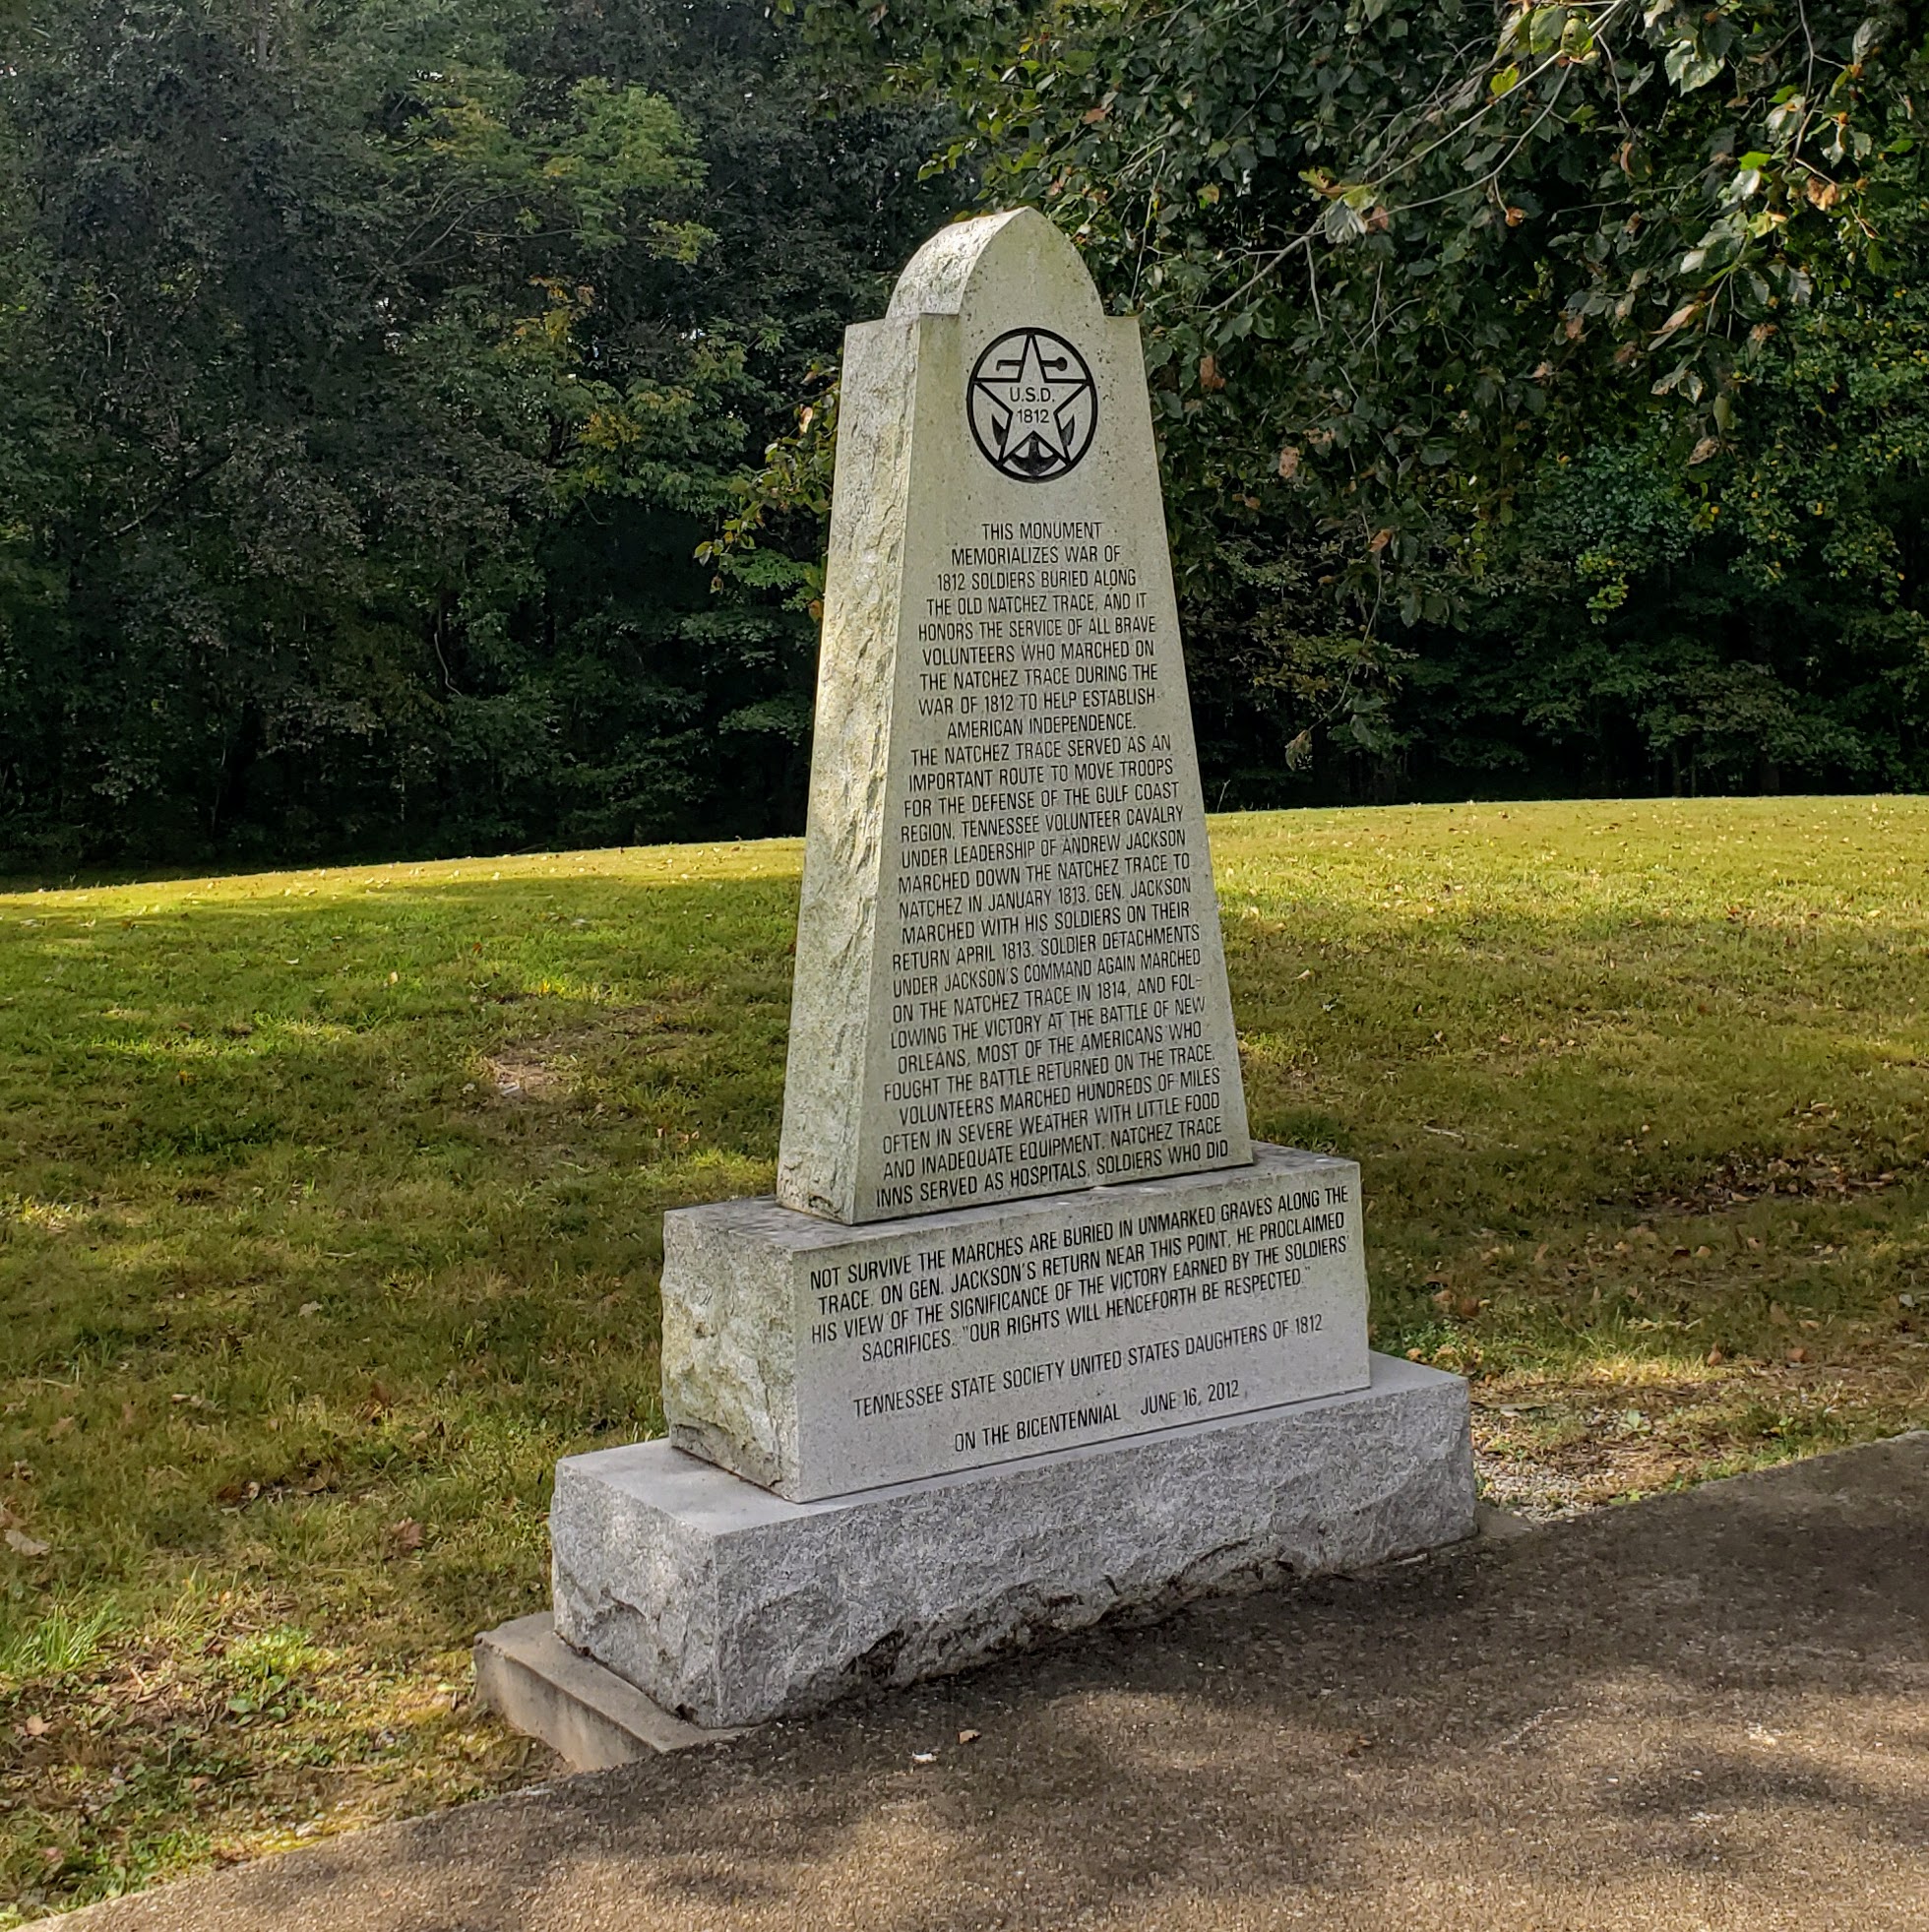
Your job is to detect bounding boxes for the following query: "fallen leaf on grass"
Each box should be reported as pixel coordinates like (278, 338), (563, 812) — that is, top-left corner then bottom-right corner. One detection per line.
(389, 1518), (424, 1554)
(958, 1728), (981, 1744)
(5, 1527), (50, 1557)
(24, 1715), (50, 1737)
(47, 1415), (75, 1441)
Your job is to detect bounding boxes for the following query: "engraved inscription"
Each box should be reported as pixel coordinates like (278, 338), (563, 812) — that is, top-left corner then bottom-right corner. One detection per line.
(788, 1155), (1369, 1493)
(863, 511), (1239, 1218)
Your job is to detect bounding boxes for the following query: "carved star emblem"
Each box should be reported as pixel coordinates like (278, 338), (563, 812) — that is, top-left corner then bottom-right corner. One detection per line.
(967, 328), (1098, 482)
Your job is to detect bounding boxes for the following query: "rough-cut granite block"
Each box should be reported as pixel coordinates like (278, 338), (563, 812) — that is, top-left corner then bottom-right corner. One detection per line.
(552, 1353), (1473, 1729)
(663, 1145), (1370, 1501)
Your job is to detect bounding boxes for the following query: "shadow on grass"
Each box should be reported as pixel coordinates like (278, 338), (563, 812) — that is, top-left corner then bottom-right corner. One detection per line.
(3, 817), (1926, 1917)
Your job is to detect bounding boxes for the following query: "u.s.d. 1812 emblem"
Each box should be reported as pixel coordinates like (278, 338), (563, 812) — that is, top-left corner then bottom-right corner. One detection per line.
(966, 328), (1098, 483)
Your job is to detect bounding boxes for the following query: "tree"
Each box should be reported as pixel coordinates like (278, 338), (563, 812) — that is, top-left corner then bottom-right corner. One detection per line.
(778, 0), (1929, 797)
(0, 0), (959, 866)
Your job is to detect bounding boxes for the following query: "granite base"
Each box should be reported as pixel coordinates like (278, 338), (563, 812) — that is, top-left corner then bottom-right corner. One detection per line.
(550, 1353), (1474, 1729)
(663, 1144), (1371, 1502)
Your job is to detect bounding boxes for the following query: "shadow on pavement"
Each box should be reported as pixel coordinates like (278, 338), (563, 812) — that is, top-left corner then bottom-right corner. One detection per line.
(70, 1433), (1929, 1931)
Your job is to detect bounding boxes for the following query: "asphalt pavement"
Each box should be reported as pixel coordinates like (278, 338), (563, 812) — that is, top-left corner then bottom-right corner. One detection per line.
(71, 1433), (1929, 1931)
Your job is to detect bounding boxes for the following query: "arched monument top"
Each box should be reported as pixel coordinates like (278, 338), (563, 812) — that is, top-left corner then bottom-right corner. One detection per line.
(886, 207), (1103, 321)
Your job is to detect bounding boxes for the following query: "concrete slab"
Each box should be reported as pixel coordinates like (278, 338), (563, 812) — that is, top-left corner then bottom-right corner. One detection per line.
(472, 1615), (743, 1770)
(68, 1433), (1929, 1932)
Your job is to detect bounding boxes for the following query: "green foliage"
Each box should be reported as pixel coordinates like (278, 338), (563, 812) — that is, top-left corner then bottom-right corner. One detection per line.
(0, 1599), (120, 1686)
(1394, 278), (1929, 799)
(919, 0), (1908, 530)
(0, 0), (960, 871)
(4, 0), (1928, 860)
(788, 0), (1929, 800)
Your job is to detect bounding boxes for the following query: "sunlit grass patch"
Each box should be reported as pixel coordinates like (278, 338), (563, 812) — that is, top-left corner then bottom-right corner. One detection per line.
(2, 803), (1927, 1916)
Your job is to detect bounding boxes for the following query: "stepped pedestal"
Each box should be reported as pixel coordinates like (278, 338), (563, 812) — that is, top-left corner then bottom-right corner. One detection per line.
(492, 209), (1476, 1746)
(551, 1354), (1472, 1728)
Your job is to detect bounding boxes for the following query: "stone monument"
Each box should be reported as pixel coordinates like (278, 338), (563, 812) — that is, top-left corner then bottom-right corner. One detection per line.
(520, 210), (1474, 1737)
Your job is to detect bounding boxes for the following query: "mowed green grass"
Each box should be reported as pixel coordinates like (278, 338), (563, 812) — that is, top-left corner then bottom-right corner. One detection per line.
(3, 798), (1927, 1917)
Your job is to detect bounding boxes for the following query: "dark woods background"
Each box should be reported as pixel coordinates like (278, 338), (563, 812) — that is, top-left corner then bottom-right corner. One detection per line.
(0, 0), (955, 866)
(1, 0), (1925, 871)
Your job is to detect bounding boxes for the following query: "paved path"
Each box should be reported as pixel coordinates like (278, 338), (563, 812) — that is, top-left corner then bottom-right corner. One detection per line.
(76, 1437), (1929, 1931)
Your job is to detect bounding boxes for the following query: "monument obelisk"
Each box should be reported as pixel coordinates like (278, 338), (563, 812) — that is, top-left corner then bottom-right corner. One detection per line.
(535, 212), (1475, 1730)
(776, 210), (1249, 1227)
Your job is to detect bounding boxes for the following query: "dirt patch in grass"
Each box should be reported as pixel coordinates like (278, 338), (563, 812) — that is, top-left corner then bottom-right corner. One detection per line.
(1634, 1149), (1907, 1215)
(1470, 1349), (1928, 1517)
(478, 1051), (562, 1101)
(476, 1003), (727, 1105)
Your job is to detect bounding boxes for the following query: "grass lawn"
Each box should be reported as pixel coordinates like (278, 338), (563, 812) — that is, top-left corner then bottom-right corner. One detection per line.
(3, 796), (1926, 1918)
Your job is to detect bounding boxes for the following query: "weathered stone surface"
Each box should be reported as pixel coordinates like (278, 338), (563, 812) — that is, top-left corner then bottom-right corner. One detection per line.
(777, 207), (1251, 1226)
(663, 1143), (1370, 1501)
(552, 1354), (1474, 1729)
